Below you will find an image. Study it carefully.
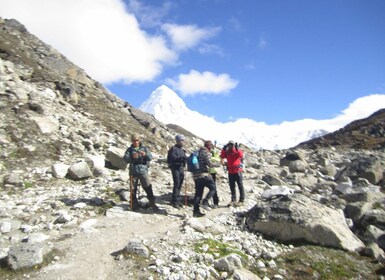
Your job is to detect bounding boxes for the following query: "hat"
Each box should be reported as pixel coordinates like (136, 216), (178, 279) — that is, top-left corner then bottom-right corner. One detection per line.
(204, 140), (213, 148)
(228, 140), (235, 145)
(131, 133), (140, 141)
(175, 134), (185, 142)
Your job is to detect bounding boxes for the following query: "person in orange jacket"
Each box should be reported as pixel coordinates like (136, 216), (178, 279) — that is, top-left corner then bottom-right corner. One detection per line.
(220, 140), (245, 206)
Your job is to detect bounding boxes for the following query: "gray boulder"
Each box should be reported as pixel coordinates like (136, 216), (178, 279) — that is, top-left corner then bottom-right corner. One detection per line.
(347, 156), (384, 185)
(51, 163), (70, 178)
(246, 193), (364, 252)
(124, 239), (149, 258)
(67, 161), (93, 180)
(213, 253), (243, 272)
(7, 243), (51, 270)
(231, 268), (261, 280)
(106, 147), (127, 169)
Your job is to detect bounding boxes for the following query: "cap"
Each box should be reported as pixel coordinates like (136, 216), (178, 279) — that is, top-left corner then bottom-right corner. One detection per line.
(204, 140), (213, 148)
(228, 140), (235, 145)
(131, 133), (140, 141)
(175, 134), (185, 142)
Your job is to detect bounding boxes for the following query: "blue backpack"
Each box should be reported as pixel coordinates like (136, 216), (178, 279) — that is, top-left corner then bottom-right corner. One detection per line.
(187, 151), (199, 172)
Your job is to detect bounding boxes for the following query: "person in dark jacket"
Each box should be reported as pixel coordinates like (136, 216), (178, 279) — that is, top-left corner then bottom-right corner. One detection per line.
(167, 134), (187, 209)
(192, 140), (217, 217)
(220, 140), (245, 206)
(124, 133), (159, 212)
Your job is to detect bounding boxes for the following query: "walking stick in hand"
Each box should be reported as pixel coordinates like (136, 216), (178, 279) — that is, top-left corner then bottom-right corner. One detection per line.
(129, 174), (134, 210)
(184, 166), (188, 206)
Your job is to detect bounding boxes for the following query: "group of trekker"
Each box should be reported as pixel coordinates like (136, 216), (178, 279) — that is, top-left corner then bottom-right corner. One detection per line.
(124, 133), (245, 218)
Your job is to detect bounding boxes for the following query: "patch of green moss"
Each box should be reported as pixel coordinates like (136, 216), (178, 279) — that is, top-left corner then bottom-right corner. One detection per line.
(258, 245), (382, 280)
(23, 181), (34, 189)
(193, 238), (247, 260)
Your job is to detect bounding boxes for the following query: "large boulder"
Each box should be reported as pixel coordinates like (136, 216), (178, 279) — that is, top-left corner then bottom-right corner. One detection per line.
(7, 243), (51, 270)
(67, 161), (93, 180)
(246, 193), (364, 252)
(106, 147), (127, 170)
(347, 156), (384, 185)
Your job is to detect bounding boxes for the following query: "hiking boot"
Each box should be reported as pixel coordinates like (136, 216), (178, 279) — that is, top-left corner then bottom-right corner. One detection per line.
(149, 200), (159, 211)
(172, 202), (182, 210)
(237, 201), (244, 206)
(227, 201), (237, 207)
(193, 211), (205, 218)
(131, 200), (140, 211)
(201, 202), (211, 211)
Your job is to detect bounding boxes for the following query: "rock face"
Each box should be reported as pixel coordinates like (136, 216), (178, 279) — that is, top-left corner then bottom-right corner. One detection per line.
(246, 194), (365, 252)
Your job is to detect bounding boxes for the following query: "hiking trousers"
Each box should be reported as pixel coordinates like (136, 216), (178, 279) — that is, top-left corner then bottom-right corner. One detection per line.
(193, 176), (216, 212)
(171, 166), (185, 204)
(132, 173), (156, 202)
(211, 173), (219, 205)
(228, 172), (245, 202)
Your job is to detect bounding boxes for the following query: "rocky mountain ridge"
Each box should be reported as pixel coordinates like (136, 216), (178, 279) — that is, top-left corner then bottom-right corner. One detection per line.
(0, 18), (385, 279)
(297, 108), (385, 150)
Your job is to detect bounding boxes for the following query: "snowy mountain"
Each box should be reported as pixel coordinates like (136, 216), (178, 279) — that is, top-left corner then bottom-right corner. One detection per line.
(139, 85), (374, 150)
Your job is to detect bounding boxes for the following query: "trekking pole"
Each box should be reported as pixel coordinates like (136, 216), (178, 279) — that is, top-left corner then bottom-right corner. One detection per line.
(184, 166), (188, 206)
(129, 174), (133, 210)
(135, 178), (140, 198)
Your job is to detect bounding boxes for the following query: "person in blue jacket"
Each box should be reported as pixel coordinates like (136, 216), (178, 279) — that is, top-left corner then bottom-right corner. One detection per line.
(124, 133), (159, 211)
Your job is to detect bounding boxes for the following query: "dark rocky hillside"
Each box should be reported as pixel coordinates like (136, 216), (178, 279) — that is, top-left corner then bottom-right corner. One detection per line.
(297, 109), (385, 150)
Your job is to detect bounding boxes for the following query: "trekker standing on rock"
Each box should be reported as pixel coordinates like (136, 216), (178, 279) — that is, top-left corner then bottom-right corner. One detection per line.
(220, 140), (245, 207)
(192, 140), (217, 217)
(167, 134), (187, 209)
(124, 133), (159, 212)
(209, 141), (221, 208)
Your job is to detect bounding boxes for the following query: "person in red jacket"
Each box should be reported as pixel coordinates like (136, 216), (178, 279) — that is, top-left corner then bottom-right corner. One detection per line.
(220, 140), (245, 206)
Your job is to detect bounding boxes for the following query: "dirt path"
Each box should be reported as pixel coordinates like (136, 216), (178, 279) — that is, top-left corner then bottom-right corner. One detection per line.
(27, 205), (223, 280)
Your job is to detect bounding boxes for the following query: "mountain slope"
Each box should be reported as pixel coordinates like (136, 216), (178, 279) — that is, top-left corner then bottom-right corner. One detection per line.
(0, 18), (183, 175)
(297, 108), (385, 150)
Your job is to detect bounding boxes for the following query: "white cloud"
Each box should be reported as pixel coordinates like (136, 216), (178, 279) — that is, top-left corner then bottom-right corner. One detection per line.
(161, 23), (220, 51)
(0, 0), (177, 84)
(328, 94), (385, 128)
(198, 44), (224, 56)
(166, 70), (239, 96)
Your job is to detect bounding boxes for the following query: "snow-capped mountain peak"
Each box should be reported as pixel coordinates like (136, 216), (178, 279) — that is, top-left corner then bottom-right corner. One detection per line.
(139, 85), (383, 150)
(139, 85), (189, 124)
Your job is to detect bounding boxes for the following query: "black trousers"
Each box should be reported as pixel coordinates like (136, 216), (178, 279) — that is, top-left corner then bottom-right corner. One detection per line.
(171, 167), (185, 204)
(211, 173), (219, 205)
(228, 172), (245, 202)
(193, 176), (216, 212)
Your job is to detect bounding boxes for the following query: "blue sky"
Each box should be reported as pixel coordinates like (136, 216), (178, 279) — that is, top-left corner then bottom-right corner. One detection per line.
(1, 0), (385, 124)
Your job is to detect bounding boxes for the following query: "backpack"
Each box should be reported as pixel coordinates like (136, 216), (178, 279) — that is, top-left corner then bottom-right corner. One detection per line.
(187, 151), (199, 172)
